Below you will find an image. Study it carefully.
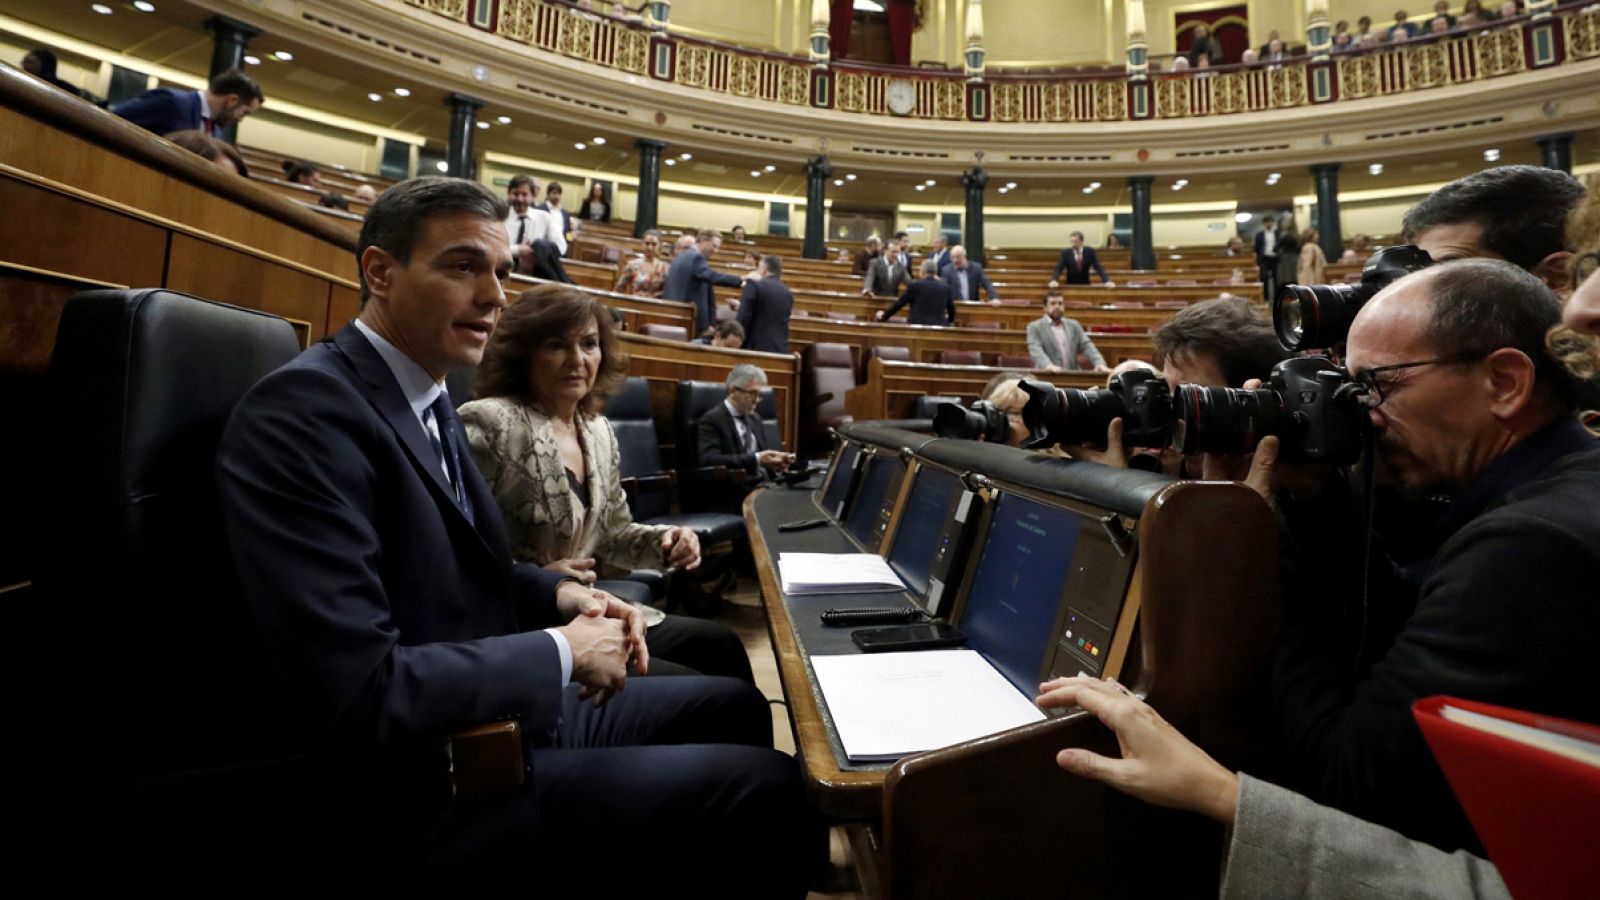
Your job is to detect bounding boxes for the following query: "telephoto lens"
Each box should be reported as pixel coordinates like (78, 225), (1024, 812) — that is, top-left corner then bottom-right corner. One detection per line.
(933, 400), (1013, 443)
(1172, 356), (1369, 465)
(1017, 370), (1175, 450)
(1274, 244), (1434, 352)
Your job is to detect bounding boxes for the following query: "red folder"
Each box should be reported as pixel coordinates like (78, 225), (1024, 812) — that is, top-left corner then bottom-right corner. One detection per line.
(1413, 696), (1600, 900)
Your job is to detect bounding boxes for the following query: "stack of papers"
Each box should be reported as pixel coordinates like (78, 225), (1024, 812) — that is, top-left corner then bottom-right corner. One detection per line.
(811, 649), (1047, 762)
(779, 552), (905, 595)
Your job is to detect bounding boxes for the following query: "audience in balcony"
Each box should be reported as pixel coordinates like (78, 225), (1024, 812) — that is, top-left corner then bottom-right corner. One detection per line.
(1428, 0), (1458, 29)
(613, 228), (671, 297)
(1387, 9), (1419, 41)
(578, 182), (611, 223)
(1185, 24), (1224, 67)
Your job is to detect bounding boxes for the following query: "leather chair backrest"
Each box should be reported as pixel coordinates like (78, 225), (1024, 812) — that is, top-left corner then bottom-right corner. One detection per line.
(802, 342), (856, 433)
(673, 380), (780, 474)
(868, 345), (911, 363)
(642, 323), (689, 341)
(604, 377), (671, 520)
(939, 349), (983, 366)
(39, 289), (303, 778)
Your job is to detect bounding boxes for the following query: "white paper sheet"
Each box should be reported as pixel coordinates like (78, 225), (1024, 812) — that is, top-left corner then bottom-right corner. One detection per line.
(779, 552), (906, 595)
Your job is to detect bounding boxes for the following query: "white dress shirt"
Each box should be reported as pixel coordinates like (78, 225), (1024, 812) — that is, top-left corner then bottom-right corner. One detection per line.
(504, 207), (565, 255)
(352, 318), (573, 684)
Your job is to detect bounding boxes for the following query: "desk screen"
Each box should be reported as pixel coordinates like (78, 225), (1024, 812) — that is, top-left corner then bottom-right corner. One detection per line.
(886, 465), (962, 600)
(959, 491), (1082, 694)
(820, 442), (861, 520)
(846, 453), (903, 550)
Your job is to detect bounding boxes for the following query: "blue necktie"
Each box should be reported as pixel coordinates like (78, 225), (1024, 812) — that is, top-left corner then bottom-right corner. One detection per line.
(427, 393), (474, 522)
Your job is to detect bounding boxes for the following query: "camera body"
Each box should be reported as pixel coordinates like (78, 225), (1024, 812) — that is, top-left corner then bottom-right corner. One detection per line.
(1174, 357), (1368, 465)
(1274, 244), (1433, 351)
(932, 399), (1013, 444)
(1017, 368), (1174, 451)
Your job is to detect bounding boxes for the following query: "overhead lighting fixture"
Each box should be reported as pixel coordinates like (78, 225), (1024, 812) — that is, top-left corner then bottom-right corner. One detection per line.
(1368, 163), (1384, 175)
(575, 142), (587, 150)
(664, 158), (677, 166)
(925, 179), (936, 185)
(435, 161), (449, 173)
(1006, 181), (1018, 189)
(679, 152), (692, 160)
(1082, 187), (1095, 194)
(833, 178), (843, 186)
(915, 185), (926, 191)
(393, 87), (411, 97)
(497, 116), (512, 124)
(1483, 148), (1501, 161)
(243, 54), (261, 65)
(592, 136), (607, 145)
(750, 170), (761, 177)
(367, 92), (382, 102)
(853, 0), (886, 12)
(133, 1), (156, 11)
(1171, 183), (1184, 190)
(476, 121), (490, 130)
(273, 50), (294, 62)
(1235, 212), (1253, 223)
(764, 164), (776, 172)
(1268, 172), (1281, 180)
(845, 174), (857, 181)
(91, 3), (112, 13)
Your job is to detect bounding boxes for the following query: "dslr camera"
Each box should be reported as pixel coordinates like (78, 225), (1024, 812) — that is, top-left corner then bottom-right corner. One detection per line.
(1273, 244), (1433, 352)
(932, 399), (1014, 444)
(1016, 368), (1175, 450)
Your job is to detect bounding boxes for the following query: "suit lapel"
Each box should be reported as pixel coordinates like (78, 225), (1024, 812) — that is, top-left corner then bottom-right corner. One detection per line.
(333, 326), (511, 570)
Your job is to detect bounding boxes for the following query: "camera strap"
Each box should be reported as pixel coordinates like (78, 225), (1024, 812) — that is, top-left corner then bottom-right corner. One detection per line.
(1352, 426), (1380, 678)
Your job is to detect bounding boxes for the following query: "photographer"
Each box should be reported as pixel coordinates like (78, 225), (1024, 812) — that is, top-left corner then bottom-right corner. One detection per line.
(1235, 260), (1600, 854)
(1402, 165), (1582, 293)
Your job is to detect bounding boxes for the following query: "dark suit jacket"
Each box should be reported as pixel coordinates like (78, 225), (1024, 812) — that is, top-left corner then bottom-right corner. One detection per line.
(577, 198), (610, 223)
(736, 278), (794, 353)
(111, 87), (208, 137)
(882, 278), (956, 325)
(927, 248), (951, 273)
(863, 255), (910, 297)
(940, 261), (998, 302)
(217, 325), (568, 754)
(1052, 246), (1109, 284)
(1254, 228), (1280, 263)
(539, 203), (575, 252)
(696, 401), (774, 477)
(663, 247), (743, 335)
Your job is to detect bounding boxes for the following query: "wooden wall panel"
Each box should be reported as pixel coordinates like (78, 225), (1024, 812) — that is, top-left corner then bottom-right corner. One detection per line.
(619, 332), (800, 450)
(0, 176), (167, 289)
(165, 234), (330, 342)
(327, 284), (362, 336)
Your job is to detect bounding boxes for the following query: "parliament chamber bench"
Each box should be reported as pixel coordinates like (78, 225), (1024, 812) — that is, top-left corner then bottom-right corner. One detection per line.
(746, 422), (1278, 897)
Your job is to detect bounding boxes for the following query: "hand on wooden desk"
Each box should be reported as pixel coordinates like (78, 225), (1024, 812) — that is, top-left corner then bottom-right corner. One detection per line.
(1036, 676), (1239, 826)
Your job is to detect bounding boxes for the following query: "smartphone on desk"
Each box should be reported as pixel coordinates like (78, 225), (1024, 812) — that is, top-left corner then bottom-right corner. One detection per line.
(851, 622), (967, 653)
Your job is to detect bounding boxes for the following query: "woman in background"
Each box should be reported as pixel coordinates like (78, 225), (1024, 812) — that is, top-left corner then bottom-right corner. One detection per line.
(578, 182), (610, 223)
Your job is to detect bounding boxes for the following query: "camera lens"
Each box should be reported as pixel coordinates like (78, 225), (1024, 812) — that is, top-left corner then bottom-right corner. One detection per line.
(933, 401), (1013, 444)
(1174, 385), (1291, 455)
(1018, 379), (1126, 449)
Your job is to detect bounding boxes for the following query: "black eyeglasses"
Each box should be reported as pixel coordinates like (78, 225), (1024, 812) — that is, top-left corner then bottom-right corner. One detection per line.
(730, 385), (762, 398)
(1352, 353), (1484, 409)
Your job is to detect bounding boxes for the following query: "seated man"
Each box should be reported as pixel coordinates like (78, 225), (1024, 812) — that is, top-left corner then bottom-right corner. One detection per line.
(216, 176), (815, 889)
(941, 245), (1002, 304)
(878, 259), (956, 326)
(1242, 260), (1600, 854)
(697, 364), (795, 490)
(696, 320), (744, 348)
(1026, 294), (1107, 372)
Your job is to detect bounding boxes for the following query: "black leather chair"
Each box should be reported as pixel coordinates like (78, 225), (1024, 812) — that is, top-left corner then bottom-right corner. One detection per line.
(35, 289), (317, 877)
(801, 342), (855, 454)
(673, 379), (779, 513)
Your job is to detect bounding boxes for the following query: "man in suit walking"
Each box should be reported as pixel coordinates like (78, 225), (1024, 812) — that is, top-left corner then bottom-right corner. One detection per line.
(878, 259), (956, 325)
(861, 237), (910, 297)
(1026, 294), (1107, 372)
(1049, 231), (1116, 288)
(736, 255), (795, 353)
(112, 69), (263, 139)
(215, 177), (816, 889)
(1254, 216), (1282, 302)
(941, 244), (1002, 304)
(926, 233), (952, 273)
(663, 228), (745, 335)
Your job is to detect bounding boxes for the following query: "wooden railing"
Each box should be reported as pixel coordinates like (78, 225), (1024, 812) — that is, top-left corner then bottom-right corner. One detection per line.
(401, 0), (1600, 123)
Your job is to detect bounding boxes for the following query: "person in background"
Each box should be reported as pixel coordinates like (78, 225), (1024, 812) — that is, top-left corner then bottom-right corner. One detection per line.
(540, 181), (575, 253)
(21, 48), (98, 103)
(283, 160), (320, 188)
(942, 245), (1002, 304)
(697, 320), (745, 349)
(1275, 223), (1301, 296)
(613, 229), (671, 297)
(730, 225), (748, 242)
(164, 130), (241, 177)
(577, 182), (610, 223)
(852, 236), (883, 277)
(1387, 9), (1419, 41)
(878, 259), (956, 326)
(353, 184), (379, 204)
(736, 255), (795, 354)
(1297, 227), (1327, 286)
(112, 69), (261, 139)
(1026, 294), (1107, 373)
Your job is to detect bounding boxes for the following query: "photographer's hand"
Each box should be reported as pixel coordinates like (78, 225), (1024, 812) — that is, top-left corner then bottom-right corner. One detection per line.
(1063, 417), (1128, 468)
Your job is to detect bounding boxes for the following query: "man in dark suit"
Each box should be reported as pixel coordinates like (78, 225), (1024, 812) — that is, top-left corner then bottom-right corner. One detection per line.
(1254, 215), (1282, 301)
(861, 238), (911, 297)
(111, 69), (262, 139)
(1049, 231), (1116, 287)
(879, 259), (956, 325)
(941, 244), (1001, 303)
(663, 228), (745, 335)
(926, 232), (952, 273)
(215, 177), (815, 889)
(537, 181), (575, 255)
(697, 364), (794, 483)
(736, 255), (794, 353)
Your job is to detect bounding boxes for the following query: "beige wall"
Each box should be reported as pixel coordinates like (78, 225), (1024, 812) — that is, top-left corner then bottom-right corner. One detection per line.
(1152, 208), (1236, 247)
(986, 0), (1114, 66)
(238, 110), (382, 174)
(1338, 193), (1427, 241)
(0, 32), (110, 95)
(673, 0), (786, 51)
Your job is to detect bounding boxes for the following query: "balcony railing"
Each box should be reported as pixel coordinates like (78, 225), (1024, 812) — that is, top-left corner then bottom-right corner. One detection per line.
(404, 0), (1600, 123)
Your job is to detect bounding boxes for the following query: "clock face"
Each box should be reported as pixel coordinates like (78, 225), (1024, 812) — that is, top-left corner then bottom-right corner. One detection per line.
(887, 79), (916, 116)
